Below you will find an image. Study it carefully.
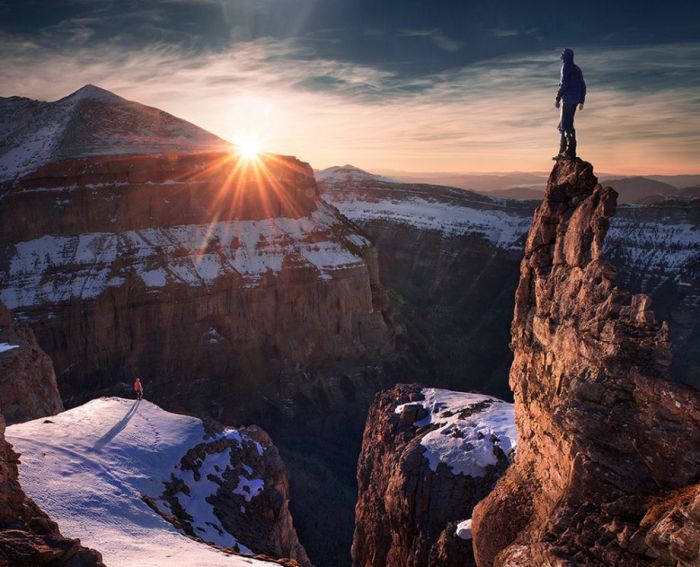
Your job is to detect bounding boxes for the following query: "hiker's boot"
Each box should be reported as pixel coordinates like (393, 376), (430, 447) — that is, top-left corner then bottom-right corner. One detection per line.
(552, 133), (567, 160)
(564, 133), (577, 159)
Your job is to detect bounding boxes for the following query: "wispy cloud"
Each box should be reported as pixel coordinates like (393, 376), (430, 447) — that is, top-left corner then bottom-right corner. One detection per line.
(399, 28), (465, 52)
(490, 28), (520, 38)
(0, 31), (698, 174)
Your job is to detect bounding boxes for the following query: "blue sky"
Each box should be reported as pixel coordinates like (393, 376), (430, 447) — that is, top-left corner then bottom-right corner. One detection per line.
(2, 0), (699, 173)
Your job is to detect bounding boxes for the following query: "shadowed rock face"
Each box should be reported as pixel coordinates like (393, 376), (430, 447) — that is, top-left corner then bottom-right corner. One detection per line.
(0, 414), (104, 566)
(471, 159), (700, 566)
(0, 301), (62, 425)
(352, 384), (514, 567)
(319, 170), (700, 394)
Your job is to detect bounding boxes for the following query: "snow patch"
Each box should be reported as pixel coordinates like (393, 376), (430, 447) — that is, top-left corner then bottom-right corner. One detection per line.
(456, 519), (473, 540)
(0, 342), (20, 353)
(395, 388), (516, 477)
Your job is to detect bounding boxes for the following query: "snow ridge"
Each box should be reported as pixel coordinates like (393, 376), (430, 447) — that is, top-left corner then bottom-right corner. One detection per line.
(326, 193), (531, 249)
(0, 85), (229, 182)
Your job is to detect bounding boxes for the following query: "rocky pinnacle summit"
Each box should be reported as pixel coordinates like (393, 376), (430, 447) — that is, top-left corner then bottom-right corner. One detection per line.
(471, 158), (700, 566)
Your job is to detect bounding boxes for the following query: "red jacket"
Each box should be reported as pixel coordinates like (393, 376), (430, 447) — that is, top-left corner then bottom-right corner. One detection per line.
(134, 379), (143, 392)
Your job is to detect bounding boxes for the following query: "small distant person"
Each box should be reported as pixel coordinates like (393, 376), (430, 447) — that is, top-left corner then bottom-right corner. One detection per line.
(554, 48), (587, 160)
(134, 377), (143, 401)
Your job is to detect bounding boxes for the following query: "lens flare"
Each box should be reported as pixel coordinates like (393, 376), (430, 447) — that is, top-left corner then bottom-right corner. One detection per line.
(235, 136), (262, 160)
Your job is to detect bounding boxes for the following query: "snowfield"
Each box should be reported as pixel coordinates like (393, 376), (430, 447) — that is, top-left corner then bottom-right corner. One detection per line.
(326, 194), (531, 249)
(395, 388), (517, 477)
(6, 397), (279, 567)
(1, 203), (369, 309)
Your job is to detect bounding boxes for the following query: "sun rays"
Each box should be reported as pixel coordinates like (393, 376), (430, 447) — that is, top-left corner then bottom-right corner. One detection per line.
(234, 135), (263, 161)
(168, 146), (317, 263)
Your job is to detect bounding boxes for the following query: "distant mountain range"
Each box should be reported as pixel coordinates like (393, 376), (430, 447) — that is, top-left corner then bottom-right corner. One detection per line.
(361, 166), (700, 204)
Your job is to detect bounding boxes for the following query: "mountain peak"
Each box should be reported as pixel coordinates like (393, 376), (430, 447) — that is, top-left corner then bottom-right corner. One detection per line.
(62, 84), (124, 103)
(0, 85), (230, 182)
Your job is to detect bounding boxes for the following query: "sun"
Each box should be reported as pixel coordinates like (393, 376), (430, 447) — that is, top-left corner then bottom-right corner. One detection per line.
(235, 135), (263, 160)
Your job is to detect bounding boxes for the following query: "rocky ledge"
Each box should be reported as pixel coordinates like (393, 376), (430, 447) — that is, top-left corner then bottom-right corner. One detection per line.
(471, 158), (700, 566)
(148, 421), (310, 566)
(0, 414), (104, 566)
(0, 301), (63, 425)
(352, 384), (516, 567)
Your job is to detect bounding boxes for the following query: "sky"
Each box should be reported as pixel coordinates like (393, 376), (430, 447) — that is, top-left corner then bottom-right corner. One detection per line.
(1, 0), (699, 174)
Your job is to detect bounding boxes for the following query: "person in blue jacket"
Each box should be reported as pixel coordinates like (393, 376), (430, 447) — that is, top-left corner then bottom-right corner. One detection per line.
(554, 48), (586, 160)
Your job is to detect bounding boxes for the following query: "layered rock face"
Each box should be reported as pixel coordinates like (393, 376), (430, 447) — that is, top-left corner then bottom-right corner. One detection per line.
(0, 301), (63, 425)
(605, 200), (700, 383)
(0, 414), (104, 566)
(352, 384), (516, 567)
(319, 166), (700, 393)
(471, 159), (700, 566)
(0, 87), (393, 427)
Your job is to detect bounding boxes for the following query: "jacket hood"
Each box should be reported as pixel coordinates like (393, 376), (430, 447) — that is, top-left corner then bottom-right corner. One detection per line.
(560, 48), (574, 63)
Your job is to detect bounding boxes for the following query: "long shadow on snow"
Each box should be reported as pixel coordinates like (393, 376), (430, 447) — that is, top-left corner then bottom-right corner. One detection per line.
(93, 400), (140, 451)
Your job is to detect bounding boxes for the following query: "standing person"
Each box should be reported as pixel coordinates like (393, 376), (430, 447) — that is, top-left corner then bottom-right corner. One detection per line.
(133, 377), (144, 401)
(554, 48), (587, 160)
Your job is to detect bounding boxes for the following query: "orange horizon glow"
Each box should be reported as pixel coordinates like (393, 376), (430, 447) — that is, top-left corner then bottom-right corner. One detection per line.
(2, 40), (699, 176)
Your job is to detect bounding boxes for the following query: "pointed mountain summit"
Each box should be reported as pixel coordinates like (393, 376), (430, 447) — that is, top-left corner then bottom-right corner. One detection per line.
(58, 83), (125, 103)
(0, 84), (230, 182)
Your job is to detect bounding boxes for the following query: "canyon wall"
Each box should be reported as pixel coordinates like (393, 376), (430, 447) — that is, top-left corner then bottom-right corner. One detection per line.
(352, 384), (516, 567)
(0, 89), (394, 430)
(0, 301), (63, 425)
(0, 88), (399, 567)
(471, 159), (700, 566)
(319, 166), (700, 393)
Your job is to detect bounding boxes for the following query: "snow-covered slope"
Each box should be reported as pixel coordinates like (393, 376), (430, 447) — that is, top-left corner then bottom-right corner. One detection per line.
(317, 165), (532, 249)
(0, 84), (228, 182)
(1, 202), (369, 309)
(6, 398), (283, 567)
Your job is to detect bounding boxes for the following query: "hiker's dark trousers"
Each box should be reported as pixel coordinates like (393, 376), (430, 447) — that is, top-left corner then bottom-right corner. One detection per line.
(558, 103), (577, 136)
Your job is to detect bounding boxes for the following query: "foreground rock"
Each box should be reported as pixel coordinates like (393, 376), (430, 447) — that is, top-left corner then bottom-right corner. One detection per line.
(0, 301), (62, 425)
(471, 158), (700, 566)
(149, 422), (310, 566)
(0, 413), (104, 566)
(352, 384), (515, 567)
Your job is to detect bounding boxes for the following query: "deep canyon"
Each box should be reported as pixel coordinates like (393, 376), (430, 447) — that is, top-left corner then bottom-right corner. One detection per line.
(2, 87), (699, 567)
